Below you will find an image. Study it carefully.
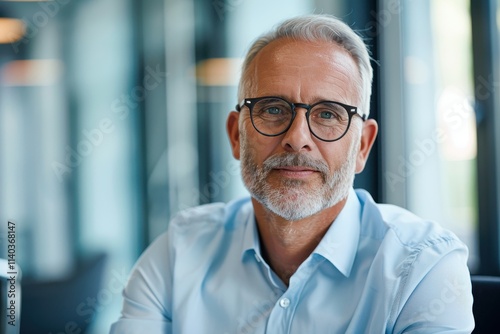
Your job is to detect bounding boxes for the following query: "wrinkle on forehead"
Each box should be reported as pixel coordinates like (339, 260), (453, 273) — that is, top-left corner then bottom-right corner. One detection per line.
(248, 38), (361, 105)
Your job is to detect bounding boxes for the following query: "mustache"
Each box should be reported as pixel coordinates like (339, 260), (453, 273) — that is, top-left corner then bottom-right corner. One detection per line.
(261, 153), (330, 177)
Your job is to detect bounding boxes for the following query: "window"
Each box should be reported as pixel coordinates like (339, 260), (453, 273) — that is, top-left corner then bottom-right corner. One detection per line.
(381, 0), (500, 273)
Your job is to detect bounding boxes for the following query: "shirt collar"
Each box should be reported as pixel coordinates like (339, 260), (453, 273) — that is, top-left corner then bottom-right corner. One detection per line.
(240, 188), (361, 275)
(240, 207), (261, 262)
(313, 188), (361, 277)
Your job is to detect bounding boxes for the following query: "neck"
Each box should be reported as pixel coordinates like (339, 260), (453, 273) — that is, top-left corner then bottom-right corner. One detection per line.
(252, 197), (347, 286)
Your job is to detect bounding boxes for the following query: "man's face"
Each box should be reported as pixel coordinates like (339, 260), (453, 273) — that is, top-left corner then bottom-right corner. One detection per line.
(230, 38), (368, 221)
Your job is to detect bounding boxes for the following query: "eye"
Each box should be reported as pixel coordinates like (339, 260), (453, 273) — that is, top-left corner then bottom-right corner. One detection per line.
(253, 98), (291, 119)
(319, 111), (335, 119)
(311, 103), (346, 122)
(264, 107), (282, 115)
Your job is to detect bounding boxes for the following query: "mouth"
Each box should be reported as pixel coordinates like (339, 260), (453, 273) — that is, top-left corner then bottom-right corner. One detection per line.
(273, 166), (319, 178)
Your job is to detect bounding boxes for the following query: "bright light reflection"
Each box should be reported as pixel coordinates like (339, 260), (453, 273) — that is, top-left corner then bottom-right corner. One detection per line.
(0, 18), (25, 44)
(0, 59), (64, 86)
(437, 88), (477, 161)
(195, 58), (242, 86)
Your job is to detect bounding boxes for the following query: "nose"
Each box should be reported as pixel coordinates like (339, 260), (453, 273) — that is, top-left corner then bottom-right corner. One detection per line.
(281, 107), (314, 152)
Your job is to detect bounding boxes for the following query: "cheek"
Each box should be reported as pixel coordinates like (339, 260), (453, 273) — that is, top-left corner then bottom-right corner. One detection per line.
(251, 139), (280, 166)
(241, 123), (281, 161)
(321, 135), (358, 169)
(323, 149), (345, 170)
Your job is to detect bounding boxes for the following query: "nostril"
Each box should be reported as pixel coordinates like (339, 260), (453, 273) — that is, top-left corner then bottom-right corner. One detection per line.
(281, 129), (313, 152)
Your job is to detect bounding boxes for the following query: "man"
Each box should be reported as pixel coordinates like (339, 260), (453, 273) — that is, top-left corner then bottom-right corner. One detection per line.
(111, 14), (474, 333)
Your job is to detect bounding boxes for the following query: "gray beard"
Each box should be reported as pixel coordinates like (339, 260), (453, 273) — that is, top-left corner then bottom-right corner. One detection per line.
(240, 135), (358, 221)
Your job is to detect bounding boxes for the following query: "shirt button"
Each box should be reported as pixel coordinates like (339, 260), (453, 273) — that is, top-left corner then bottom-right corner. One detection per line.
(279, 297), (290, 308)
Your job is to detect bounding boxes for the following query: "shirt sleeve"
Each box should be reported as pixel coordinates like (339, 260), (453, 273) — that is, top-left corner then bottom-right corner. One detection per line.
(393, 244), (474, 333)
(109, 232), (173, 334)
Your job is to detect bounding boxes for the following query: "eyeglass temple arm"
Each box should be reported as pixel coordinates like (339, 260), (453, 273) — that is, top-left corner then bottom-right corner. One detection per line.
(358, 112), (368, 121)
(235, 99), (246, 112)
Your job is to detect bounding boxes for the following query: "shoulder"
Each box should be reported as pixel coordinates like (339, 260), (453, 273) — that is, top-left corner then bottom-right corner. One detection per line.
(165, 197), (253, 251)
(136, 197), (252, 263)
(354, 188), (468, 283)
(355, 189), (465, 252)
(353, 190), (473, 330)
(169, 196), (253, 232)
(124, 197), (253, 297)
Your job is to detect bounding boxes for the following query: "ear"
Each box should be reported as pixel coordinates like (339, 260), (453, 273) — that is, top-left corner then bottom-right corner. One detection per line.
(355, 119), (378, 173)
(226, 111), (241, 160)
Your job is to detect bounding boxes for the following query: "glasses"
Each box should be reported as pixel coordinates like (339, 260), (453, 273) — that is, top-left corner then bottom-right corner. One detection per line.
(236, 96), (366, 142)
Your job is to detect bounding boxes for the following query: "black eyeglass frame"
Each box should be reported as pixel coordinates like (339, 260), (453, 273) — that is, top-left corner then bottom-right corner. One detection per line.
(235, 96), (367, 142)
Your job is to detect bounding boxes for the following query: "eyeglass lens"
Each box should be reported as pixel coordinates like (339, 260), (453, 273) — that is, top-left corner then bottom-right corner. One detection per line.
(251, 97), (350, 141)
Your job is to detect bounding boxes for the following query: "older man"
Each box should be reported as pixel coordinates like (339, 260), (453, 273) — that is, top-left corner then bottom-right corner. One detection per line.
(111, 14), (474, 333)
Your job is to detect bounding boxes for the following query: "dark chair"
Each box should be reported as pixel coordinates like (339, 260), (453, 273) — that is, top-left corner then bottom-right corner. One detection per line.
(471, 275), (500, 334)
(20, 253), (107, 334)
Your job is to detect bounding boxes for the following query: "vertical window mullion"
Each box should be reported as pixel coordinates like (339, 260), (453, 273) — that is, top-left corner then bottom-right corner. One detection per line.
(471, 0), (500, 275)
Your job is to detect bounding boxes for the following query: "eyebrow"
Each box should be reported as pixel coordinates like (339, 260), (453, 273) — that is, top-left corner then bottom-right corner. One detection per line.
(268, 94), (350, 105)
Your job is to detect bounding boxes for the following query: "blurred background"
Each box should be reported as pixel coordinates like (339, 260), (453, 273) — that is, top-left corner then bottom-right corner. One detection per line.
(0, 0), (499, 332)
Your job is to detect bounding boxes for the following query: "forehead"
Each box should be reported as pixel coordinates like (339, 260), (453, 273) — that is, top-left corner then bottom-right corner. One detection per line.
(248, 38), (360, 104)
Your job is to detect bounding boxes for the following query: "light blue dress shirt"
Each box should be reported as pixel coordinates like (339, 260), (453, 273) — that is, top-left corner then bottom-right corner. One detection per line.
(110, 189), (474, 333)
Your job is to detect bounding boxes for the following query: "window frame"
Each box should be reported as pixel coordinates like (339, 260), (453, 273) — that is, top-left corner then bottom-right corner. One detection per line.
(471, 0), (500, 275)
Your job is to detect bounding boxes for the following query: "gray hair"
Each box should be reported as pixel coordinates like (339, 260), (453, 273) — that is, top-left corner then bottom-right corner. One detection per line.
(238, 14), (373, 118)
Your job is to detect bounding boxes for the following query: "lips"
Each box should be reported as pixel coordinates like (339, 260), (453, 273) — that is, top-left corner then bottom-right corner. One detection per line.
(261, 153), (329, 182)
(274, 166), (318, 178)
(275, 166), (317, 172)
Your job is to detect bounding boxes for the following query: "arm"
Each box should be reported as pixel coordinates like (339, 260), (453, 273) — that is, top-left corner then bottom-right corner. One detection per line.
(393, 246), (474, 333)
(110, 232), (173, 334)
